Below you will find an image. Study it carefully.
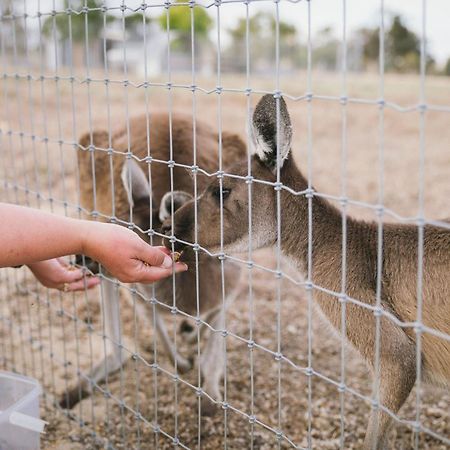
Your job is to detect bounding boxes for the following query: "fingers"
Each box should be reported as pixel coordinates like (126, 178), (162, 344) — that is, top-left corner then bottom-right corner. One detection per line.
(138, 243), (174, 269)
(51, 260), (100, 291)
(137, 262), (188, 283)
(58, 267), (85, 283)
(65, 276), (101, 292)
(52, 259), (85, 282)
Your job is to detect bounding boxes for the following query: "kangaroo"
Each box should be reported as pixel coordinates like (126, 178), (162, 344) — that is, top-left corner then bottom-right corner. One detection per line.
(60, 113), (245, 415)
(165, 94), (450, 448)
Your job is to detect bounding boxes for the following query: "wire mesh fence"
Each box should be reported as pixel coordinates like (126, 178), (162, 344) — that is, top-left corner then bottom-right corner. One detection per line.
(1, 1), (450, 449)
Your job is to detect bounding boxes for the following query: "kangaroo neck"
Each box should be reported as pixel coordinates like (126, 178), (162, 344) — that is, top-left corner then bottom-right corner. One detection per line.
(279, 157), (347, 275)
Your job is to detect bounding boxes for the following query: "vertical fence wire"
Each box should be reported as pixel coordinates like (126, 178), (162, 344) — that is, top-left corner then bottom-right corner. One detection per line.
(9, 7), (33, 389)
(165, 3), (182, 444)
(66, 3), (88, 434)
(138, 5), (161, 448)
(305, 1), (314, 448)
(3, 3), (30, 388)
(245, 2), (256, 448)
(188, 4), (203, 446)
(373, 1), (385, 448)
(22, 0), (41, 211)
(214, 4), (230, 449)
(50, 1), (73, 432)
(101, 1), (115, 437)
(339, 1), (348, 448)
(415, 0), (427, 447)
(274, 2), (283, 448)
(82, 0), (100, 436)
(120, 2), (132, 444)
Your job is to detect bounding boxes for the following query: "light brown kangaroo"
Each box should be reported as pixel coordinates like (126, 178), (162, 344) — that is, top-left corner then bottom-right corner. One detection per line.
(165, 94), (450, 448)
(60, 113), (244, 415)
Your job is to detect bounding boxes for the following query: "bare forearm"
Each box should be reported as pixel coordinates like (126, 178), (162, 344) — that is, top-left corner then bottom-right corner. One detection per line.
(0, 203), (187, 283)
(0, 203), (88, 267)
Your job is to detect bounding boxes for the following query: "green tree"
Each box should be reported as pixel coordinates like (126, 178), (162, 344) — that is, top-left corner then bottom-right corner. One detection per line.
(444, 58), (450, 76)
(360, 27), (379, 62)
(43, 0), (115, 42)
(124, 12), (148, 29)
(387, 15), (420, 71)
(388, 16), (418, 58)
(225, 12), (303, 72)
(0, 0), (26, 54)
(359, 15), (431, 72)
(313, 27), (339, 70)
(158, 0), (212, 51)
(228, 16), (262, 43)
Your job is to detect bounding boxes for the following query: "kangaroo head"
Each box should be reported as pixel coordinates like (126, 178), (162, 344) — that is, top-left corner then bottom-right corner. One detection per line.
(121, 159), (193, 238)
(167, 94), (293, 254)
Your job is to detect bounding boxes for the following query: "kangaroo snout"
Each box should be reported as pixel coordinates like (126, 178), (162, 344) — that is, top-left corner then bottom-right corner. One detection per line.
(160, 219), (191, 252)
(159, 190), (196, 252)
(160, 220), (173, 237)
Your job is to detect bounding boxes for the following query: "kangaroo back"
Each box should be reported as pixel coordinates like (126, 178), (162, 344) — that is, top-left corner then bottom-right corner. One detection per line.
(77, 113), (246, 232)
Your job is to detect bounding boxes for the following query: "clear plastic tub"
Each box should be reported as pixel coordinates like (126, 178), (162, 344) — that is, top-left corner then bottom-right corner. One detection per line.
(0, 371), (46, 450)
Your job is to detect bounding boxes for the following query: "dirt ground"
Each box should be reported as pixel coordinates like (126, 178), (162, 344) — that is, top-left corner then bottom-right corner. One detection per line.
(0, 68), (450, 449)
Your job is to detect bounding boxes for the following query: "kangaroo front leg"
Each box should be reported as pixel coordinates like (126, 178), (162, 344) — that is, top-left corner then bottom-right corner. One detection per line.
(137, 283), (193, 374)
(364, 328), (416, 450)
(199, 308), (226, 416)
(153, 309), (193, 374)
(60, 278), (127, 408)
(183, 306), (221, 345)
(199, 287), (240, 416)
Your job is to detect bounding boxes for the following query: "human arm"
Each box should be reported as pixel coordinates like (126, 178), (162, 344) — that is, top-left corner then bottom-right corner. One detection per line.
(0, 203), (187, 284)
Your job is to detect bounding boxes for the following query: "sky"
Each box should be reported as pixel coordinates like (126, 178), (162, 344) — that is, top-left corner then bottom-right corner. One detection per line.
(13, 0), (450, 66)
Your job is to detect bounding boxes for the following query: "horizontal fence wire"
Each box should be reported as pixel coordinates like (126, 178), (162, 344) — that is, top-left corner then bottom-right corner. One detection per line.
(0, 0), (449, 449)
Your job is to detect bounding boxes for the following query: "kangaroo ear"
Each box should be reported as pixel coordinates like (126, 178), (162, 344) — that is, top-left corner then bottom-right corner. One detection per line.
(78, 129), (109, 150)
(159, 191), (194, 222)
(251, 94), (292, 172)
(120, 159), (150, 206)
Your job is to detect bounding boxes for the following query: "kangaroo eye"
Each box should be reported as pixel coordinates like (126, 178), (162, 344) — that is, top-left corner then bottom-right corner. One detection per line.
(212, 187), (231, 201)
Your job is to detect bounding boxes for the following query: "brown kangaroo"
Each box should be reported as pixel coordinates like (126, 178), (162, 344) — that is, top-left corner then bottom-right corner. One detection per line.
(164, 94), (450, 448)
(61, 113), (244, 415)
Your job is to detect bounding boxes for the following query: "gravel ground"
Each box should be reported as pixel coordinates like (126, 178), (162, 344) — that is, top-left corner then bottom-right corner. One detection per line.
(2, 254), (449, 450)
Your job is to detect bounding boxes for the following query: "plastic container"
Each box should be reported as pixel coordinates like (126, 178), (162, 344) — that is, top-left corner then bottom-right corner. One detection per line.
(0, 371), (47, 450)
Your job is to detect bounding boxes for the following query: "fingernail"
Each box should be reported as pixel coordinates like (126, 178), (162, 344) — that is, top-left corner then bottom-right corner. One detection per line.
(162, 255), (173, 269)
(178, 263), (188, 272)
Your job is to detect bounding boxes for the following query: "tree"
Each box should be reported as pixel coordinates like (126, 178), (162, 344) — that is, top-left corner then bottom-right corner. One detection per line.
(444, 58), (450, 76)
(124, 12), (147, 30)
(0, 0), (26, 54)
(388, 16), (419, 58)
(158, 0), (212, 51)
(360, 27), (379, 62)
(359, 15), (432, 73)
(313, 27), (339, 71)
(42, 0), (115, 43)
(225, 12), (303, 72)
(387, 15), (420, 71)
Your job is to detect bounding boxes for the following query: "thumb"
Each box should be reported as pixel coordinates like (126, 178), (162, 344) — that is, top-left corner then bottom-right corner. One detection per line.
(138, 243), (173, 269)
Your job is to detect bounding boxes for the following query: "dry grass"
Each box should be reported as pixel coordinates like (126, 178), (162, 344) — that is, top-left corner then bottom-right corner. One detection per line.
(1, 68), (449, 449)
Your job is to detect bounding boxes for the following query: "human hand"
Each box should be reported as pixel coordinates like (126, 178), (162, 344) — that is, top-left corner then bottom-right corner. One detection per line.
(81, 222), (188, 284)
(27, 258), (100, 291)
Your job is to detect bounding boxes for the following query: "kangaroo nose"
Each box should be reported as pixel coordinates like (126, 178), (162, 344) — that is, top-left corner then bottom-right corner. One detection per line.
(161, 222), (173, 237)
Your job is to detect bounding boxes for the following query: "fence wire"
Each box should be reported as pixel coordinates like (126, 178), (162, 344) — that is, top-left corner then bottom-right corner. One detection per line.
(0, 1), (449, 449)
